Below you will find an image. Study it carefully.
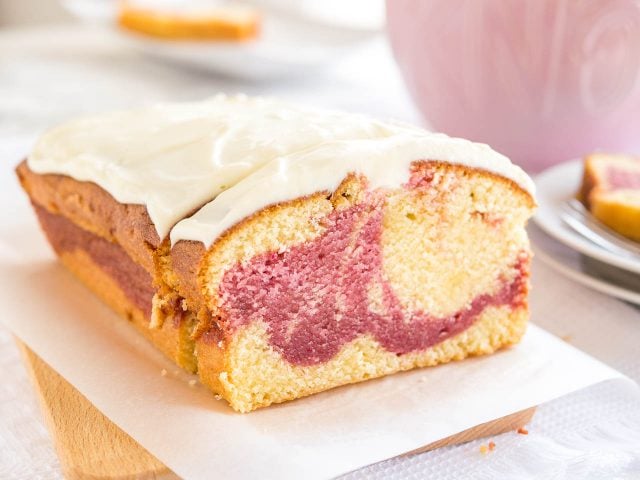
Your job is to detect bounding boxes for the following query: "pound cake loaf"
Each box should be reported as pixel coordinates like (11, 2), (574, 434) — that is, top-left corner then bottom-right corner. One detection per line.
(580, 153), (640, 242)
(17, 95), (536, 412)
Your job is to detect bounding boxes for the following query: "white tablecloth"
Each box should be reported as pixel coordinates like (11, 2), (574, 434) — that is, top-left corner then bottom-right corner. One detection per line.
(1, 25), (639, 480)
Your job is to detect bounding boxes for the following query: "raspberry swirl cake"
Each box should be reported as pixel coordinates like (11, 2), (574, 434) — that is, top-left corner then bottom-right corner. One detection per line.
(17, 95), (535, 412)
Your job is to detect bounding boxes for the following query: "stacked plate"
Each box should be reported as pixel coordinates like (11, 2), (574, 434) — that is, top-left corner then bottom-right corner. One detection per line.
(532, 159), (640, 305)
(61, 0), (382, 80)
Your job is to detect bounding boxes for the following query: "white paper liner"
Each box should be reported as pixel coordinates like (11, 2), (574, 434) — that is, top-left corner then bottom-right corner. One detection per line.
(0, 208), (622, 480)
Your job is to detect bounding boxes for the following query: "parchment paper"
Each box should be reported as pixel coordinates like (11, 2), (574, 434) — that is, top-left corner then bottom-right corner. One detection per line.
(0, 210), (622, 480)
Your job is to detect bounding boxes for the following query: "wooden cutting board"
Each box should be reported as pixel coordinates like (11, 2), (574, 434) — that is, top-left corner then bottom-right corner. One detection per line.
(18, 341), (535, 480)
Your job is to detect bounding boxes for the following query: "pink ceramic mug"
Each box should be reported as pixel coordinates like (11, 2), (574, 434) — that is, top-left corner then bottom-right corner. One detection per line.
(387, 0), (640, 172)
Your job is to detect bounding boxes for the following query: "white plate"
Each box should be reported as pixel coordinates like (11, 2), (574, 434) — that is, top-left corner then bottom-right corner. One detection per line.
(530, 224), (640, 306)
(61, 0), (379, 80)
(533, 159), (640, 275)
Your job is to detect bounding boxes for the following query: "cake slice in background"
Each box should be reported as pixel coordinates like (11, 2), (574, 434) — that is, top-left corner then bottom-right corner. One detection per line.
(580, 153), (640, 242)
(17, 95), (536, 412)
(118, 0), (260, 41)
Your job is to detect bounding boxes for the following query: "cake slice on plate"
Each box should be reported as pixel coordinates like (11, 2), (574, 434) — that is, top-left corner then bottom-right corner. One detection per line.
(17, 95), (535, 412)
(580, 153), (640, 242)
(118, 0), (260, 41)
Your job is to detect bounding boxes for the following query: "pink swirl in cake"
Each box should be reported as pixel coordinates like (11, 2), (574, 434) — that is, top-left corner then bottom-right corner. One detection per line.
(220, 194), (528, 366)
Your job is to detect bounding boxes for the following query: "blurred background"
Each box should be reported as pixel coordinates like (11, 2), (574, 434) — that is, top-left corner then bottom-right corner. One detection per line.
(2, 0), (640, 172)
(0, 0), (418, 166)
(0, 1), (71, 25)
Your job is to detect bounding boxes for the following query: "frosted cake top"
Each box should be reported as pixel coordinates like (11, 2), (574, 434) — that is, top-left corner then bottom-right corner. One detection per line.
(28, 94), (534, 245)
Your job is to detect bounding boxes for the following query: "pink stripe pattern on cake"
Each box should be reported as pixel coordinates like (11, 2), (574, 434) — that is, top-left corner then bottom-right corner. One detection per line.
(219, 193), (529, 366)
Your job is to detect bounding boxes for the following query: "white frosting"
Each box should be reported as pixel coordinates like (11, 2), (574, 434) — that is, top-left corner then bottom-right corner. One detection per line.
(28, 95), (534, 246)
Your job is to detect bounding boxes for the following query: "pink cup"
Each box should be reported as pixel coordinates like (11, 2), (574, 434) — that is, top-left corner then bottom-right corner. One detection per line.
(387, 0), (640, 172)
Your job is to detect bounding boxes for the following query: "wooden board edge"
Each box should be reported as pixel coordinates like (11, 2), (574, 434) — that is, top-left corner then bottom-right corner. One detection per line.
(408, 407), (536, 455)
(17, 338), (535, 478)
(16, 339), (175, 480)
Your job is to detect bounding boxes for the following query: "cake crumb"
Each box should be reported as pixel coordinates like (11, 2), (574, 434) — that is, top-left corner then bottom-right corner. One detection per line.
(517, 427), (529, 435)
(188, 379), (197, 387)
(480, 441), (496, 455)
(214, 394), (222, 401)
(561, 334), (572, 343)
(160, 369), (167, 377)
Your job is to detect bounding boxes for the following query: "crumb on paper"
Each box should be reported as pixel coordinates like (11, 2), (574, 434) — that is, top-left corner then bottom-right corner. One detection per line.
(160, 369), (167, 377)
(479, 441), (496, 455)
(214, 394), (222, 401)
(561, 334), (572, 343)
(517, 427), (529, 435)
(188, 379), (197, 387)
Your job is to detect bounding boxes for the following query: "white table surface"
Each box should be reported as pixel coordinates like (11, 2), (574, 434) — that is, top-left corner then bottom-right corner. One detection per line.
(1, 25), (640, 480)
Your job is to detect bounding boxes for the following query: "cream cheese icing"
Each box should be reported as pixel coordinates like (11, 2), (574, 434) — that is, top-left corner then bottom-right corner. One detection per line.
(27, 94), (535, 246)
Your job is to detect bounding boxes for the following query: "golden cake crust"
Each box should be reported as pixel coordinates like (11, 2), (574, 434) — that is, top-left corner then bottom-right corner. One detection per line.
(17, 160), (162, 274)
(17, 161), (199, 372)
